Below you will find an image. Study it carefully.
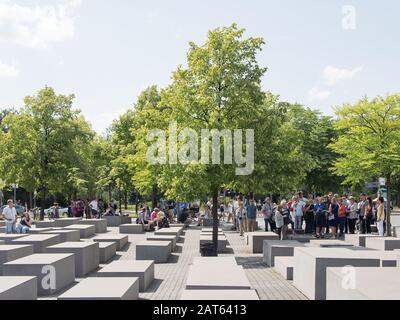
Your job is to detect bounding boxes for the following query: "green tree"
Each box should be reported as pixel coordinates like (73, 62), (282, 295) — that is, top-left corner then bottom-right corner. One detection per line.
(130, 25), (311, 250)
(330, 94), (400, 236)
(287, 104), (343, 195)
(0, 87), (94, 220)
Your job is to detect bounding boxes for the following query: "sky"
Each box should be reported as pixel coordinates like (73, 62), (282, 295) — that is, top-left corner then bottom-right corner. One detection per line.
(1, 0), (399, 134)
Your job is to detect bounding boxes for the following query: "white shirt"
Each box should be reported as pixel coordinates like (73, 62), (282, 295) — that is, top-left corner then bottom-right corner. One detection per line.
(294, 200), (306, 217)
(2, 206), (17, 222)
(90, 200), (98, 211)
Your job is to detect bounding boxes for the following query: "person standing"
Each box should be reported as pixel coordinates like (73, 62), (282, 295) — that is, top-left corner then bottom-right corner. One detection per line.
(365, 197), (374, 234)
(347, 197), (358, 234)
(2, 199), (17, 234)
(376, 197), (385, 236)
(262, 197), (273, 232)
(358, 194), (368, 234)
(304, 199), (315, 234)
(328, 197), (339, 239)
(89, 199), (98, 218)
(236, 202), (247, 236)
(314, 197), (327, 239)
(246, 199), (257, 232)
(338, 198), (347, 236)
(293, 194), (305, 231)
(278, 200), (290, 240)
(226, 202), (234, 223)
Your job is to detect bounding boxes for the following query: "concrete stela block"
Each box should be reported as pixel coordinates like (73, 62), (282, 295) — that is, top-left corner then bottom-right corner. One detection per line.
(58, 277), (139, 300)
(327, 267), (400, 300)
(0, 276), (37, 300)
(135, 241), (172, 263)
(45, 242), (100, 277)
(64, 224), (95, 238)
(77, 219), (107, 233)
(11, 234), (61, 253)
(93, 235), (129, 251)
(98, 242), (117, 264)
(3, 253), (76, 296)
(119, 224), (144, 234)
(96, 260), (154, 292)
(293, 247), (381, 300)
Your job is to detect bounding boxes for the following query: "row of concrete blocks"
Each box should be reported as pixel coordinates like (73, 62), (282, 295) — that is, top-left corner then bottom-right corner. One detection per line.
(181, 257), (259, 300)
(0, 258), (156, 300)
(261, 236), (400, 300)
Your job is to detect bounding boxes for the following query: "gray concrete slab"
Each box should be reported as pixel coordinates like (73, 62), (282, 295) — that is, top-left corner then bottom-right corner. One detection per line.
(93, 235), (129, 251)
(263, 240), (305, 267)
(327, 267), (400, 300)
(147, 235), (177, 251)
(0, 234), (29, 244)
(186, 264), (251, 290)
(293, 247), (381, 300)
(0, 245), (34, 274)
(45, 242), (99, 277)
(43, 229), (80, 242)
(96, 260), (154, 292)
(58, 277), (139, 300)
(119, 224), (144, 234)
(3, 253), (75, 296)
(0, 276), (37, 300)
(27, 228), (54, 234)
(64, 224), (95, 238)
(274, 256), (294, 280)
(154, 228), (180, 240)
(11, 234), (61, 253)
(98, 242), (117, 263)
(34, 221), (56, 228)
(135, 241), (172, 263)
(54, 218), (82, 228)
(345, 234), (380, 247)
(248, 232), (280, 253)
(181, 289), (259, 300)
(77, 219), (107, 233)
(365, 237), (400, 251)
(308, 239), (354, 248)
(105, 216), (131, 227)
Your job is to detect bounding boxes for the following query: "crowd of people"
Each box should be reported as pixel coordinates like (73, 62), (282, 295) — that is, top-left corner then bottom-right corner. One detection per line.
(207, 192), (388, 239)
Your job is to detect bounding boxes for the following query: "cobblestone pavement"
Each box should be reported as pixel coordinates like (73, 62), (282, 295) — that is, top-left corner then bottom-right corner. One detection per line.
(40, 217), (307, 300)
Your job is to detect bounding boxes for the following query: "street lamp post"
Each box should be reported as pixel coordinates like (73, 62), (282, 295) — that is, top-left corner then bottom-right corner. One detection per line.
(12, 183), (18, 203)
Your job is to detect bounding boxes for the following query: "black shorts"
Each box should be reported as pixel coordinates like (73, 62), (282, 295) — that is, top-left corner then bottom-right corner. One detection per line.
(316, 214), (326, 227)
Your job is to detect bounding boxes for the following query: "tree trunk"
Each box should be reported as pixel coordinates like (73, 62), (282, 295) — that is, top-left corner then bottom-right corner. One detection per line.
(386, 175), (392, 237)
(108, 184), (112, 203)
(29, 191), (33, 210)
(40, 190), (46, 221)
(118, 186), (122, 215)
(124, 190), (128, 210)
(397, 182), (400, 208)
(212, 188), (219, 256)
(151, 185), (158, 209)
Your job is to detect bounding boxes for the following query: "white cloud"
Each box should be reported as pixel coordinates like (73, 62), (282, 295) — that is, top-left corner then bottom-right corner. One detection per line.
(0, 60), (19, 78)
(308, 87), (330, 102)
(0, 0), (82, 49)
(323, 65), (363, 85)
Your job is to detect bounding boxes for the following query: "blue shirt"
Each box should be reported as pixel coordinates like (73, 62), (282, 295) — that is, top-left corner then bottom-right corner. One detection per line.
(246, 204), (257, 219)
(314, 203), (327, 215)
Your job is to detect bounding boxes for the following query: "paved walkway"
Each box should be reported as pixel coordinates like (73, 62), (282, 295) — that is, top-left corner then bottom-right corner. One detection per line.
(41, 218), (307, 300)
